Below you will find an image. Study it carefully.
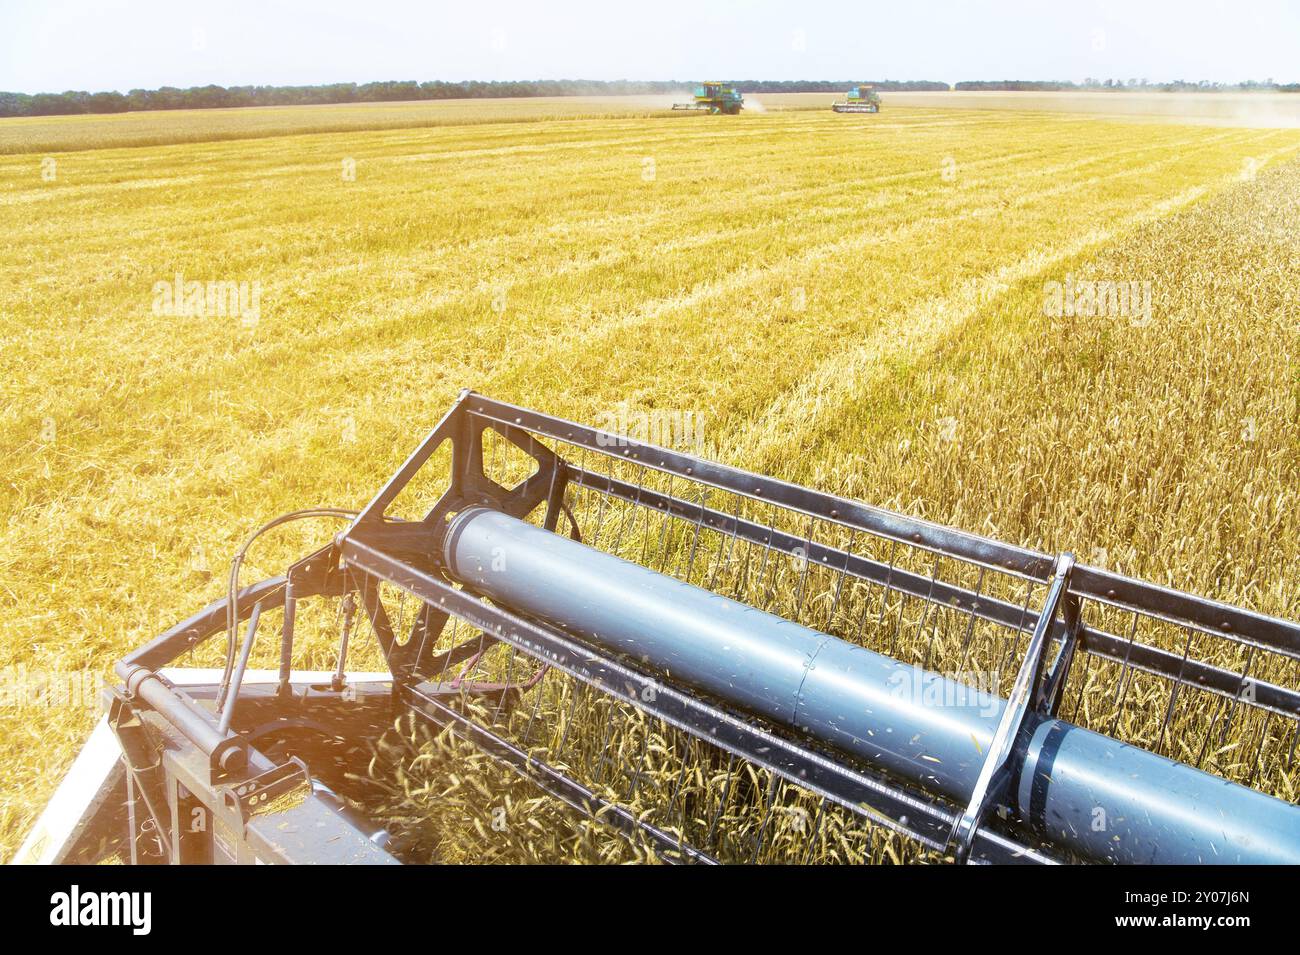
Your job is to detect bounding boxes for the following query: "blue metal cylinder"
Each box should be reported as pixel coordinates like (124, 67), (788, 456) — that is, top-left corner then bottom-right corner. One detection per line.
(444, 507), (1300, 863)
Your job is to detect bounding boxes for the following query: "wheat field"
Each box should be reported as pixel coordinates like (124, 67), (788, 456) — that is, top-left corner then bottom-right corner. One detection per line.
(2, 98), (1299, 860)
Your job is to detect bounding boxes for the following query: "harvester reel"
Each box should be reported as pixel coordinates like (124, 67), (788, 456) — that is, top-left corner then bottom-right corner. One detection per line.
(23, 390), (1300, 865)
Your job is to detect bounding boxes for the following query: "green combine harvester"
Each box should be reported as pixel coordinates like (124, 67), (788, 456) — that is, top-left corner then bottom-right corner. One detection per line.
(833, 84), (881, 113)
(672, 81), (744, 114)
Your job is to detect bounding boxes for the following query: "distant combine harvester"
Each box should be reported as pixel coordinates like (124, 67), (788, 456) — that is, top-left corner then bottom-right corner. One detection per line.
(672, 81), (744, 114)
(833, 85), (881, 113)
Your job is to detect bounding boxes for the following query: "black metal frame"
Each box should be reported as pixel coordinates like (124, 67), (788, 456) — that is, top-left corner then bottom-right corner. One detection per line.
(91, 389), (1300, 865)
(95, 674), (398, 864)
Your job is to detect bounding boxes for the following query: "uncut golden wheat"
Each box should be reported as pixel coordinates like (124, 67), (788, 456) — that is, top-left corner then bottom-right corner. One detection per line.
(1, 100), (1298, 859)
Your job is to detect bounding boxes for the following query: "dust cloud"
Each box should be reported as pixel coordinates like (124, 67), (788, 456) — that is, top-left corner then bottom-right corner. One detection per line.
(881, 91), (1300, 128)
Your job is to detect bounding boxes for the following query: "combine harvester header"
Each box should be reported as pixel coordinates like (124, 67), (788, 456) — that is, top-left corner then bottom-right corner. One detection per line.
(16, 392), (1300, 864)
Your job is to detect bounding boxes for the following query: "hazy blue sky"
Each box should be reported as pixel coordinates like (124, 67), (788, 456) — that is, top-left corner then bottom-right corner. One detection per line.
(3, 0), (1298, 94)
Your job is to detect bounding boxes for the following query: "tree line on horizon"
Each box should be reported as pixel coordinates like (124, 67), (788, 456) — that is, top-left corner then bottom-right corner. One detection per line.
(1, 77), (1295, 118)
(955, 78), (1297, 92)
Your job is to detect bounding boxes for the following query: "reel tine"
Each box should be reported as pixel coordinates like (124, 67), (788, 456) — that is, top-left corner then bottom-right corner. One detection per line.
(1155, 627), (1196, 757)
